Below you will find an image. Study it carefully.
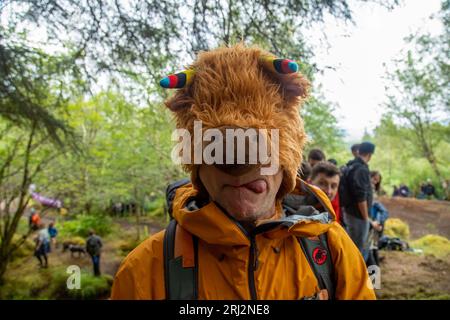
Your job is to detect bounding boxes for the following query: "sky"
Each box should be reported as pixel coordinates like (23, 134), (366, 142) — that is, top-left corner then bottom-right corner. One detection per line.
(1, 0), (444, 143)
(308, 0), (443, 142)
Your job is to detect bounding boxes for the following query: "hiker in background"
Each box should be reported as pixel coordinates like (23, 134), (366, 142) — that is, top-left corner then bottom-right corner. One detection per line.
(48, 222), (58, 250)
(298, 160), (312, 182)
(310, 162), (342, 224)
(418, 182), (427, 199)
(34, 223), (50, 268)
(341, 142), (376, 260)
(29, 208), (41, 231)
(351, 144), (360, 158)
(392, 185), (400, 197)
(367, 171), (388, 267)
(86, 229), (103, 276)
(307, 148), (326, 168)
(423, 179), (436, 199)
(371, 171), (382, 196)
(399, 184), (410, 197)
(328, 158), (338, 166)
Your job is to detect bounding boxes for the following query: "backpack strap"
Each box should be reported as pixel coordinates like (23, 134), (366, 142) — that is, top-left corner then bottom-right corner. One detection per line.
(163, 219), (198, 300)
(298, 233), (335, 300)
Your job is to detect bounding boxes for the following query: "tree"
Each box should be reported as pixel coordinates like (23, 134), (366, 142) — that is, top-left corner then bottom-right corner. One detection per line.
(0, 120), (64, 283)
(302, 95), (345, 155)
(383, 1), (449, 184)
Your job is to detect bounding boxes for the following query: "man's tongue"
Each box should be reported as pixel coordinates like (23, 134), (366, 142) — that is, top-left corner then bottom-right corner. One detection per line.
(241, 179), (267, 193)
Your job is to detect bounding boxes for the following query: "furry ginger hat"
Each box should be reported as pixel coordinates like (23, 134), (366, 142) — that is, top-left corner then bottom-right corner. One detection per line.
(161, 44), (310, 198)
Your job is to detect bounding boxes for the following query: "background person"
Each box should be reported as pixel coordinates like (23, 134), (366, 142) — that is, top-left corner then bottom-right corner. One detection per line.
(310, 162), (342, 224)
(342, 142), (376, 260)
(86, 229), (103, 276)
(307, 148), (326, 168)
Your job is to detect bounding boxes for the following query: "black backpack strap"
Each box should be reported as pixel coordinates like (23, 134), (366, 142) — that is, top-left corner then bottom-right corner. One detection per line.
(163, 219), (198, 300)
(165, 178), (190, 219)
(298, 233), (335, 299)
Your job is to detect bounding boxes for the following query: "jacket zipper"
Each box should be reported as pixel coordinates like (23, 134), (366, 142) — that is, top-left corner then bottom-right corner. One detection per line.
(248, 235), (258, 300)
(217, 208), (262, 300)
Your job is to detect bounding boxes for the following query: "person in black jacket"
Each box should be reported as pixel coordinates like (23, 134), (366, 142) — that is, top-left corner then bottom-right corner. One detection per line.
(342, 142), (375, 261)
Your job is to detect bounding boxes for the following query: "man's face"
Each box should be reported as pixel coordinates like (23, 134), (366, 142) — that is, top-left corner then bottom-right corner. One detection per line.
(198, 165), (283, 222)
(311, 173), (340, 201)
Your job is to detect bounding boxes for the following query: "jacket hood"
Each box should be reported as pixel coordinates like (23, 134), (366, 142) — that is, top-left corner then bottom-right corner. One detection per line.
(172, 178), (336, 246)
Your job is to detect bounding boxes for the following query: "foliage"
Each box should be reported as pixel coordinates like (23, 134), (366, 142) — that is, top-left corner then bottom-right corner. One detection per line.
(59, 214), (114, 238)
(384, 218), (410, 240)
(367, 115), (450, 197)
(302, 95), (346, 156)
(410, 234), (450, 258)
(381, 0), (449, 185)
(0, 266), (113, 300)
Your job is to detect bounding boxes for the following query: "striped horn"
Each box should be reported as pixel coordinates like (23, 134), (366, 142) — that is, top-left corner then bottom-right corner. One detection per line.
(159, 69), (195, 89)
(259, 55), (299, 74)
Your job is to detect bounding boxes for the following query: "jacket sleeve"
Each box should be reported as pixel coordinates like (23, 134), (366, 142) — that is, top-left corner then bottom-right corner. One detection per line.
(110, 230), (166, 300)
(327, 222), (377, 300)
(350, 166), (371, 203)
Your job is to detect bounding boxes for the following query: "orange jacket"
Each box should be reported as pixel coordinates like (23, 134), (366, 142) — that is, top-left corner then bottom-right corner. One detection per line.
(111, 179), (375, 300)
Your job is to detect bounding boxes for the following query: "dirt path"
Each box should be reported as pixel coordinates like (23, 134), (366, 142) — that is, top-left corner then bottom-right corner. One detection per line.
(379, 197), (450, 239)
(377, 251), (450, 299)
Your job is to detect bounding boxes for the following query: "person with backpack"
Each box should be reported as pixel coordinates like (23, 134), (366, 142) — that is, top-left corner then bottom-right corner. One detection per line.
(111, 44), (375, 300)
(47, 222), (58, 251)
(340, 141), (376, 261)
(366, 171), (388, 267)
(34, 223), (50, 268)
(86, 229), (103, 276)
(29, 208), (41, 231)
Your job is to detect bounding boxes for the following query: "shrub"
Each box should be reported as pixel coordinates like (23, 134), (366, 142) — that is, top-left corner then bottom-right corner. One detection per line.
(384, 218), (410, 239)
(11, 234), (35, 260)
(147, 197), (165, 218)
(410, 234), (450, 258)
(48, 268), (113, 300)
(59, 214), (114, 238)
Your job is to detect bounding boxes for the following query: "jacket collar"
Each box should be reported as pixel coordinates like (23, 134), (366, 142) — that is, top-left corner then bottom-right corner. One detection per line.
(172, 178), (335, 246)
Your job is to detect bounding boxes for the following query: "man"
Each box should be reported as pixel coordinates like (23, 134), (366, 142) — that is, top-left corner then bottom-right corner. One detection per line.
(86, 229), (103, 276)
(351, 144), (360, 158)
(111, 44), (374, 300)
(310, 162), (341, 224)
(34, 223), (50, 268)
(29, 208), (41, 231)
(424, 179), (436, 199)
(48, 222), (58, 250)
(342, 141), (376, 260)
(307, 148), (326, 168)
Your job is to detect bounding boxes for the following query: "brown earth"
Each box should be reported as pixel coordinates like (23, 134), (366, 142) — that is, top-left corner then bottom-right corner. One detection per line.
(375, 197), (450, 299)
(379, 196), (450, 239)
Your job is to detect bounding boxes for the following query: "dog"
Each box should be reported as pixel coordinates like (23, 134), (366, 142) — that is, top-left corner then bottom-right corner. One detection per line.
(62, 241), (86, 258)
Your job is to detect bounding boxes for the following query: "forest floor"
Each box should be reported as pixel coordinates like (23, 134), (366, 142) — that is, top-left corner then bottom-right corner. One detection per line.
(2, 197), (449, 299)
(376, 197), (450, 299)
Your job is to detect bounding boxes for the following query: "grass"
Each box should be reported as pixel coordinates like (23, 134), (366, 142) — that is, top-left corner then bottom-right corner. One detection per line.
(384, 218), (410, 239)
(410, 234), (450, 258)
(0, 265), (113, 300)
